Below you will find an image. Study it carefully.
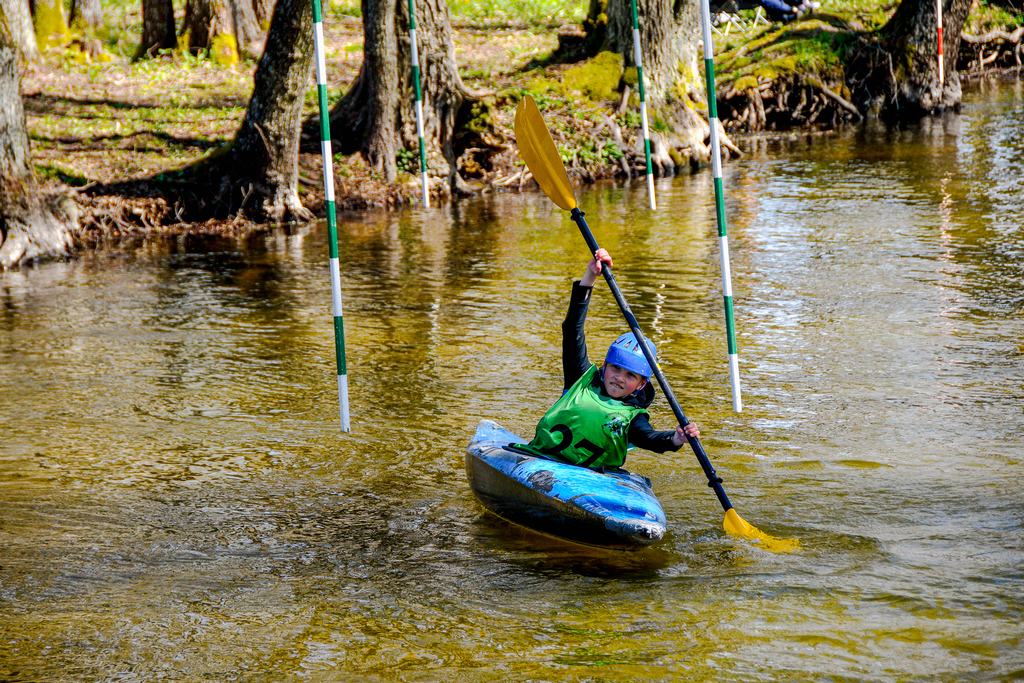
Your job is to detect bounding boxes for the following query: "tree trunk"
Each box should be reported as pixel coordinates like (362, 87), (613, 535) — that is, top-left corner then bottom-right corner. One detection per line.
(68, 0), (105, 60)
(1, 0), (37, 60)
(253, 0), (273, 28)
(181, 0), (263, 64)
(68, 0), (100, 31)
(183, 0), (313, 222)
(590, 0), (709, 171)
(137, 0), (176, 58)
(30, 0), (69, 51)
(849, 0), (973, 120)
(0, 12), (77, 268)
(329, 0), (473, 196)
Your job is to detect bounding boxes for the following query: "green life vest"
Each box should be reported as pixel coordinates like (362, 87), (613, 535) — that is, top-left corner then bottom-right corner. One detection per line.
(519, 365), (647, 469)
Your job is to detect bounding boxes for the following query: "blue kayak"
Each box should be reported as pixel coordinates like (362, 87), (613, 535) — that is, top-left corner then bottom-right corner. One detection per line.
(465, 420), (667, 549)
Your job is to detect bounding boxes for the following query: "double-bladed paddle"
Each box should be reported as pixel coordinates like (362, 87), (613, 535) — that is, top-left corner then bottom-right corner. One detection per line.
(514, 95), (798, 553)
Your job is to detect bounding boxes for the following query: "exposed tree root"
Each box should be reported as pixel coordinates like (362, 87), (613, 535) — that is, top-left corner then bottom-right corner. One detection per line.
(719, 73), (862, 132)
(959, 26), (1024, 75)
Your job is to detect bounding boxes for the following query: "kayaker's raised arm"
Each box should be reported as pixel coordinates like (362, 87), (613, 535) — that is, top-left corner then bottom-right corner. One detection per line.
(561, 249), (614, 390)
(581, 248), (612, 288)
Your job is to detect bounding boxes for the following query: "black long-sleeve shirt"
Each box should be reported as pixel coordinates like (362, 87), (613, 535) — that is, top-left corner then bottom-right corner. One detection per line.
(562, 280), (681, 454)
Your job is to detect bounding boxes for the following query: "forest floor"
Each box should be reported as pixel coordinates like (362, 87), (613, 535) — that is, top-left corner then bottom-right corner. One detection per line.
(21, 0), (1024, 240)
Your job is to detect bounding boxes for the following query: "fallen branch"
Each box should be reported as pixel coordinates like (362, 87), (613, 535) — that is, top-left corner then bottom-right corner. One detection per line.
(807, 76), (862, 119)
(493, 171), (523, 187)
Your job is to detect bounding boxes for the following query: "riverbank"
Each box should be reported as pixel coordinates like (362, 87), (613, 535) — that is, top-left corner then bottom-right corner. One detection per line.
(21, 0), (1024, 245)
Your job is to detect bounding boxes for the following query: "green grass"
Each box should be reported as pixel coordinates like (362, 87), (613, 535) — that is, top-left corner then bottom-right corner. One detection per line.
(788, 30), (856, 68)
(91, 0), (187, 59)
(329, 0), (362, 18)
(448, 0), (586, 26)
(328, 0), (584, 25)
(35, 163), (90, 186)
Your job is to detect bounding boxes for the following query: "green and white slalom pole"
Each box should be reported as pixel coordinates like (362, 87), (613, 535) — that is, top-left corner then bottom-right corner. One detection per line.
(629, 0), (656, 210)
(699, 0), (742, 412)
(312, 0), (351, 431)
(408, 0), (429, 206)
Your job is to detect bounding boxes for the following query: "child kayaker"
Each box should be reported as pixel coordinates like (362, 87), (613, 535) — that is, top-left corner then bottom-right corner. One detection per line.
(518, 248), (699, 470)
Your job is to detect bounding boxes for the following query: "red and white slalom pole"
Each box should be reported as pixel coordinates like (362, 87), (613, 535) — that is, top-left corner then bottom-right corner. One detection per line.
(936, 0), (944, 87)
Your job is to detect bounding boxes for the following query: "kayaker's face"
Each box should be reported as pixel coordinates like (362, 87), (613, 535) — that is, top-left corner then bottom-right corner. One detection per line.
(602, 362), (647, 399)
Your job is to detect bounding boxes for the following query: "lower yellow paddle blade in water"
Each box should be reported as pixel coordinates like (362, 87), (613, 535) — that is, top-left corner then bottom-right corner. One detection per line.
(724, 508), (800, 553)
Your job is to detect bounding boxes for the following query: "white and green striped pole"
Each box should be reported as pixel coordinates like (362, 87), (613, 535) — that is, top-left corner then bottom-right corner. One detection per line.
(312, 0), (351, 431)
(699, 0), (742, 412)
(629, 0), (656, 210)
(408, 0), (429, 206)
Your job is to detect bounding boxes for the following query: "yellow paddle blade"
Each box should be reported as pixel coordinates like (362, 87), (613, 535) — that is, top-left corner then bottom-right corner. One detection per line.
(513, 95), (577, 211)
(724, 508), (800, 553)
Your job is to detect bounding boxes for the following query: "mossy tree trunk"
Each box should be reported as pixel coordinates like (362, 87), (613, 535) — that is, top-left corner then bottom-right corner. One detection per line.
(68, 0), (105, 59)
(849, 0), (973, 119)
(137, 0), (176, 58)
(0, 11), (77, 268)
(68, 0), (100, 31)
(182, 0), (313, 222)
(1, 0), (38, 60)
(30, 0), (69, 51)
(329, 0), (474, 196)
(181, 0), (263, 65)
(589, 0), (709, 172)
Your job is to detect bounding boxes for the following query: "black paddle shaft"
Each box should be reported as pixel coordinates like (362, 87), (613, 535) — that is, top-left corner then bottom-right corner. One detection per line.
(570, 208), (735, 513)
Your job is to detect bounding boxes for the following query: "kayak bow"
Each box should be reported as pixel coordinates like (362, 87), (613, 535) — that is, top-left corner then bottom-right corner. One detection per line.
(466, 420), (667, 550)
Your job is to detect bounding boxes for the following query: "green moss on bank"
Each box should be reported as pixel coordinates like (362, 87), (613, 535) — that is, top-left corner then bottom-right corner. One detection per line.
(965, 0), (1024, 33)
(519, 50), (623, 106)
(561, 51), (623, 102)
(717, 20), (857, 87)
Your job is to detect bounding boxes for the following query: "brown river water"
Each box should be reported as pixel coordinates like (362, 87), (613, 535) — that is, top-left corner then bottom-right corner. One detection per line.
(2, 81), (1022, 680)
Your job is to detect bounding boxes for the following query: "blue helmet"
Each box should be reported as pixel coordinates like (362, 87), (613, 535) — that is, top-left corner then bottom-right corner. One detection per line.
(605, 332), (656, 378)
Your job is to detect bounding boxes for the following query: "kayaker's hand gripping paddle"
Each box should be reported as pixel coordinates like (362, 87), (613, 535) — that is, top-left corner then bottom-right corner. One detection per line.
(514, 95), (798, 553)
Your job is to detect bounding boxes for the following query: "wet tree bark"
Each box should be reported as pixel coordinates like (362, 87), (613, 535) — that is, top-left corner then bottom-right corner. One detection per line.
(1, 0), (37, 60)
(0, 12), (77, 268)
(849, 0), (973, 120)
(182, 0), (313, 222)
(137, 0), (175, 57)
(181, 0), (263, 63)
(328, 0), (474, 196)
(589, 0), (710, 172)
